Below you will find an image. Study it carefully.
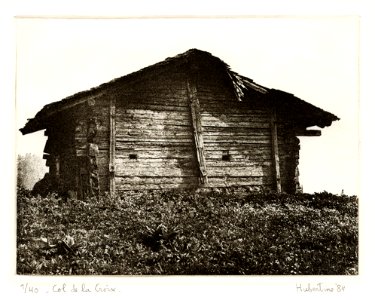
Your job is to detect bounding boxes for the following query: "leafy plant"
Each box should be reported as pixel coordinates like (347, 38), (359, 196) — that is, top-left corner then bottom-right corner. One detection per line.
(17, 188), (358, 275)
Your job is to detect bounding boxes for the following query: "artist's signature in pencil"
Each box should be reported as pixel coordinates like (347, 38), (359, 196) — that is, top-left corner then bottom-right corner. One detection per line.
(296, 283), (346, 293)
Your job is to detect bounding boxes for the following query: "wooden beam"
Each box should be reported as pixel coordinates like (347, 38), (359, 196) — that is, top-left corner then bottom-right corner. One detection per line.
(187, 77), (208, 185)
(109, 96), (116, 196)
(270, 109), (281, 193)
(43, 94), (104, 120)
(295, 129), (321, 136)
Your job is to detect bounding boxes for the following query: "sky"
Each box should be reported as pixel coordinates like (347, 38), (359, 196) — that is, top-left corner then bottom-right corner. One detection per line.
(15, 17), (359, 195)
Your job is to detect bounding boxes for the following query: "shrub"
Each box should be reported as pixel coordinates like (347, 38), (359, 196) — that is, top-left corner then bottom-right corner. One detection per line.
(17, 188), (358, 275)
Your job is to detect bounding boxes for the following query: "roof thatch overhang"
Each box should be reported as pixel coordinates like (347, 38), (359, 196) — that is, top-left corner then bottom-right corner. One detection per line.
(20, 49), (339, 135)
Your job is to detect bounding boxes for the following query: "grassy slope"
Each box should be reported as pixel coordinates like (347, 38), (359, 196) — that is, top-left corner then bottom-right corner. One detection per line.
(17, 188), (358, 275)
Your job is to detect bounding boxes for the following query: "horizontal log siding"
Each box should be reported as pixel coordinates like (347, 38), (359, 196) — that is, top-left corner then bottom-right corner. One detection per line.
(197, 72), (273, 189)
(114, 69), (199, 191)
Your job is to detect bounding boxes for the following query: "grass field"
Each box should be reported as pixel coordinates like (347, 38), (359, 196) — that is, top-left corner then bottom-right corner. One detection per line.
(16, 188), (358, 275)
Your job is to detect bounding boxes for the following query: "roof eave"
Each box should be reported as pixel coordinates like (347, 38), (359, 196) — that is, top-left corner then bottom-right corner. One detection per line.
(20, 118), (44, 135)
(269, 89), (339, 128)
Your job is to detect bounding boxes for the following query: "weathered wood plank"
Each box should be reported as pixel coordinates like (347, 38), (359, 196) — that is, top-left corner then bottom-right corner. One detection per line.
(124, 103), (189, 112)
(116, 116), (191, 124)
(123, 89), (187, 96)
(202, 127), (270, 134)
(116, 117), (191, 127)
(205, 182), (273, 189)
(116, 137), (193, 143)
(204, 147), (272, 154)
(206, 161), (272, 168)
(115, 144), (194, 150)
(205, 151), (272, 161)
(187, 73), (208, 184)
(109, 96), (116, 196)
(204, 146), (271, 153)
(115, 176), (198, 185)
(116, 129), (193, 138)
(118, 109), (191, 120)
(116, 166), (197, 177)
(115, 158), (195, 168)
(115, 123), (190, 131)
(206, 166), (270, 177)
(202, 117), (271, 126)
(204, 148), (270, 157)
(206, 157), (271, 164)
(116, 141), (194, 148)
(270, 109), (281, 193)
(116, 183), (197, 191)
(200, 106), (268, 116)
(200, 113), (270, 120)
(203, 135), (270, 142)
(120, 91), (187, 100)
(116, 149), (194, 159)
(207, 176), (273, 186)
(201, 120), (270, 128)
(204, 139), (271, 145)
(122, 92), (186, 101)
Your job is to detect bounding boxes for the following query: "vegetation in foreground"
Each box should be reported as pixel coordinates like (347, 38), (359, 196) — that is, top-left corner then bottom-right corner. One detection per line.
(17, 188), (358, 275)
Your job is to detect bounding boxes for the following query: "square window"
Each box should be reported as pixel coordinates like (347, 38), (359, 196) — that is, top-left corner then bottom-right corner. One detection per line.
(222, 152), (231, 161)
(129, 154), (138, 160)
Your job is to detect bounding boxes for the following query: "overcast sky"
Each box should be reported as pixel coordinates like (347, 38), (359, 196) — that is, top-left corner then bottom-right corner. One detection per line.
(15, 17), (359, 195)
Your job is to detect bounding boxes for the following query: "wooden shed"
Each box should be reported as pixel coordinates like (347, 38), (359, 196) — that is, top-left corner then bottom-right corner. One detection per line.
(20, 49), (339, 198)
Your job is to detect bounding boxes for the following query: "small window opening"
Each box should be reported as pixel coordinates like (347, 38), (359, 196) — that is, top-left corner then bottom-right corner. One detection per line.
(129, 154), (138, 160)
(222, 151), (231, 161)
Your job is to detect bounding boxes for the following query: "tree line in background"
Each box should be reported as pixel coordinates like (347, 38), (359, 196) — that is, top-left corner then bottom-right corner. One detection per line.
(17, 153), (47, 190)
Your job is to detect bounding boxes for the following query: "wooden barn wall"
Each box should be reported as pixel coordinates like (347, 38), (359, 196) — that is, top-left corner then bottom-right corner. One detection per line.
(93, 99), (110, 192)
(196, 69), (274, 190)
(74, 98), (110, 194)
(114, 67), (199, 191)
(277, 123), (301, 193)
(40, 64), (302, 195)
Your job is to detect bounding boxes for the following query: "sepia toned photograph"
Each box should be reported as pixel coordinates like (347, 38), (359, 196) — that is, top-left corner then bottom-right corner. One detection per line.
(15, 16), (359, 276)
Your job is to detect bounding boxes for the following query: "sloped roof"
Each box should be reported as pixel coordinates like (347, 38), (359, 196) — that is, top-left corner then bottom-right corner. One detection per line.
(20, 48), (339, 134)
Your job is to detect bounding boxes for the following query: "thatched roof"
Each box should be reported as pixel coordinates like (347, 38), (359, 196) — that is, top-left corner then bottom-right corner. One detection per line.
(20, 48), (339, 134)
